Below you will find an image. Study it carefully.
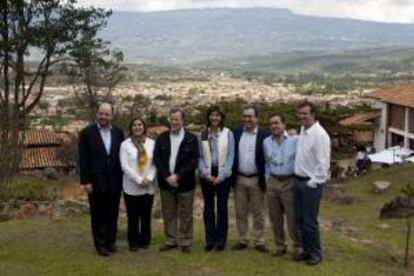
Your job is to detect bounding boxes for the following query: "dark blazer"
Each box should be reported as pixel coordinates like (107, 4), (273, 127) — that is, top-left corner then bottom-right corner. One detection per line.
(78, 124), (124, 193)
(231, 126), (271, 192)
(153, 129), (199, 193)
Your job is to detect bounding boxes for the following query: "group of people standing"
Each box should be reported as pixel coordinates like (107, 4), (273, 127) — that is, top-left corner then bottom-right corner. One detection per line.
(78, 100), (330, 266)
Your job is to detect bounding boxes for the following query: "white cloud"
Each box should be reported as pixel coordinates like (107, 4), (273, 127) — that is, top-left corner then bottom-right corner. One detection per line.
(80, 0), (414, 23)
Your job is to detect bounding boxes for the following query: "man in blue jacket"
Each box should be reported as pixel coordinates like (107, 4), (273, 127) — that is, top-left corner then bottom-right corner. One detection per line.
(231, 105), (270, 252)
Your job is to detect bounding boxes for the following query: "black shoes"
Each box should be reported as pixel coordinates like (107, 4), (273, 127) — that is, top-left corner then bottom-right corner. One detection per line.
(215, 245), (225, 252)
(292, 252), (310, 261)
(159, 244), (178, 252)
(204, 245), (215, 252)
(204, 244), (225, 252)
(129, 246), (140, 252)
(231, 243), (247, 251)
(254, 245), (269, 253)
(159, 244), (191, 253)
(306, 255), (322, 266)
(97, 248), (111, 257)
(273, 248), (287, 257)
(107, 244), (117, 253)
(182, 245), (191, 254)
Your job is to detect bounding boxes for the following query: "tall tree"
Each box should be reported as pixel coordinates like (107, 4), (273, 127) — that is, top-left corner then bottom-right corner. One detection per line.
(64, 9), (126, 120)
(0, 0), (112, 183)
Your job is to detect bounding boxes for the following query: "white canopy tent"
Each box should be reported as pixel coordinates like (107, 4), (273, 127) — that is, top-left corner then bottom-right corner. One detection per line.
(368, 146), (414, 165)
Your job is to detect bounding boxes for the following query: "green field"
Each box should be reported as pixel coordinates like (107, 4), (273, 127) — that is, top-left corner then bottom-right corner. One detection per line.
(1, 164), (414, 275)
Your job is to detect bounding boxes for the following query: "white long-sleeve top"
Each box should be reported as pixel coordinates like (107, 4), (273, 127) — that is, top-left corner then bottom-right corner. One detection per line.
(120, 137), (157, 195)
(294, 122), (331, 187)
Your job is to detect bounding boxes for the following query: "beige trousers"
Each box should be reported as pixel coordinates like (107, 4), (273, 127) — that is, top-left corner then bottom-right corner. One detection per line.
(160, 189), (194, 246)
(234, 175), (266, 246)
(267, 176), (302, 252)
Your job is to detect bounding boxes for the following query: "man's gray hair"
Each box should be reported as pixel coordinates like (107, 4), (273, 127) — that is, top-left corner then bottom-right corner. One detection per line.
(170, 107), (185, 120)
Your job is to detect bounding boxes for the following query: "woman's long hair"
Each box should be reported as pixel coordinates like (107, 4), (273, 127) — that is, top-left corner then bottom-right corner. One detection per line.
(201, 105), (225, 140)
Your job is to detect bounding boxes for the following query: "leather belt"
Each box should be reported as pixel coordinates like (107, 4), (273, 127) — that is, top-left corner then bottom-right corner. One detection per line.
(271, 174), (294, 181)
(238, 172), (258, 178)
(294, 175), (311, 181)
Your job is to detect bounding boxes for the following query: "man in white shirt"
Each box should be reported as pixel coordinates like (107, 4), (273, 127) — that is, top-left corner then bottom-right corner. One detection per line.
(294, 101), (331, 266)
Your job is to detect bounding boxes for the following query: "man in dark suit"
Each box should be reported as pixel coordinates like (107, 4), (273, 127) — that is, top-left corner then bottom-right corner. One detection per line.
(78, 103), (124, 257)
(231, 105), (270, 252)
(153, 107), (199, 254)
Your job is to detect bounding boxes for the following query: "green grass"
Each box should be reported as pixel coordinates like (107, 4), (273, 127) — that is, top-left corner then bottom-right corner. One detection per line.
(323, 163), (414, 254)
(0, 216), (405, 276)
(1, 165), (414, 275)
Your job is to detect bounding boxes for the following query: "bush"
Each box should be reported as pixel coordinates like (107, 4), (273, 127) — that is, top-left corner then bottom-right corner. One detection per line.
(0, 176), (59, 201)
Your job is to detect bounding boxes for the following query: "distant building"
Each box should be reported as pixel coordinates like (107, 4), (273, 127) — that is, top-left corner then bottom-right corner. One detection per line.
(366, 83), (414, 151)
(339, 112), (378, 145)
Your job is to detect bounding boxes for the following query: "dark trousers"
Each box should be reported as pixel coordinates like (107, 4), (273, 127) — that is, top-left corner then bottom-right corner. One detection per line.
(88, 190), (121, 252)
(201, 167), (231, 247)
(124, 193), (154, 248)
(294, 177), (323, 258)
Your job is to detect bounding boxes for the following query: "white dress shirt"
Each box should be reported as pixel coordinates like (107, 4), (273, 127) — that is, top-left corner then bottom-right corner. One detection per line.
(169, 127), (185, 173)
(120, 137), (157, 196)
(238, 127), (258, 175)
(294, 122), (331, 187)
(98, 123), (112, 155)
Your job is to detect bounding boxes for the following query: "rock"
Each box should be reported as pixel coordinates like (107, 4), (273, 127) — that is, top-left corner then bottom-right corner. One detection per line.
(378, 223), (390, 229)
(16, 203), (37, 219)
(372, 181), (391, 193)
(380, 194), (414, 219)
(0, 212), (12, 221)
(324, 183), (359, 205)
(37, 203), (49, 216)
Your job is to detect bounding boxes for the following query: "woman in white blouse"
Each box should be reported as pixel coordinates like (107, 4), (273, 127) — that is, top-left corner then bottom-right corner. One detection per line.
(120, 117), (156, 251)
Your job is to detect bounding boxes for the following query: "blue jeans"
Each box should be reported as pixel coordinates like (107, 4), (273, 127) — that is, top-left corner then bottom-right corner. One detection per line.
(294, 176), (323, 257)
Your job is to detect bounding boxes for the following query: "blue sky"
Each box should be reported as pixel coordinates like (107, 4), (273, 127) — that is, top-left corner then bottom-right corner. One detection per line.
(81, 0), (414, 23)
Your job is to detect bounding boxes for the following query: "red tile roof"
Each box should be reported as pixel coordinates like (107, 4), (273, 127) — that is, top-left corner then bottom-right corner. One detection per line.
(339, 112), (379, 126)
(366, 83), (414, 108)
(20, 147), (67, 169)
(24, 129), (60, 147)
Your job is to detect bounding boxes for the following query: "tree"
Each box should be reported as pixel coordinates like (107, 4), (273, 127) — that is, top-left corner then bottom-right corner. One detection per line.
(63, 9), (126, 120)
(0, 0), (111, 183)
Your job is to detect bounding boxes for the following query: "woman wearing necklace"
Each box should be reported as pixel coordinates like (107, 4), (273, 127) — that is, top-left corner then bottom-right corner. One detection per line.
(120, 117), (156, 251)
(198, 105), (235, 251)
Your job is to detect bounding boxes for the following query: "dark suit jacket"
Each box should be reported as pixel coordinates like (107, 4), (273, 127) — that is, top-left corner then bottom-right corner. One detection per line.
(78, 124), (124, 193)
(153, 129), (199, 193)
(231, 126), (271, 192)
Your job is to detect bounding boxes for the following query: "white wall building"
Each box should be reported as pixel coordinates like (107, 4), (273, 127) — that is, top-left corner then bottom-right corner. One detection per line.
(367, 83), (414, 152)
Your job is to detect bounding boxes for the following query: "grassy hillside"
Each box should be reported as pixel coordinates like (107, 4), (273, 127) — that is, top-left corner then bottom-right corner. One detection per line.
(1, 164), (414, 275)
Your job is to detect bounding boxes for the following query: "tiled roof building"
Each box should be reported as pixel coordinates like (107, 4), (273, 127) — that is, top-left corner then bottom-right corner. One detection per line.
(366, 83), (414, 151)
(20, 129), (74, 171)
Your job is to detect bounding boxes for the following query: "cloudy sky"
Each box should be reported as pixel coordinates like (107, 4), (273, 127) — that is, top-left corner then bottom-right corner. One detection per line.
(81, 0), (414, 23)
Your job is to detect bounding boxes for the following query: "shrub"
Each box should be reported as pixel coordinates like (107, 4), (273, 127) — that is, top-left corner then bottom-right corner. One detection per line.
(0, 176), (59, 201)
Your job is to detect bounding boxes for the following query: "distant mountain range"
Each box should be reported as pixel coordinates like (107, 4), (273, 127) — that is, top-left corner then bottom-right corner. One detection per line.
(103, 8), (414, 64)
